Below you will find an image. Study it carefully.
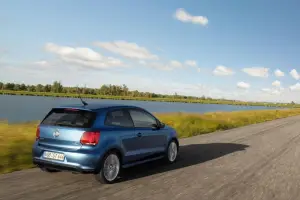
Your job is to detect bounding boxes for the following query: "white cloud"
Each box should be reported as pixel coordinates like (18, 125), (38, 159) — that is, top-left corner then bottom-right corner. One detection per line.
(33, 60), (51, 67)
(174, 8), (208, 26)
(94, 41), (158, 60)
(148, 60), (184, 71)
(185, 60), (197, 67)
(148, 63), (173, 71)
(242, 67), (269, 78)
(274, 69), (284, 77)
(213, 65), (234, 76)
(237, 81), (250, 89)
(262, 80), (284, 95)
(31, 60), (56, 70)
(290, 69), (300, 80)
(197, 68), (201, 73)
(44, 43), (123, 70)
(272, 80), (281, 87)
(271, 90), (281, 95)
(261, 87), (283, 95)
(169, 60), (183, 68)
(290, 83), (300, 91)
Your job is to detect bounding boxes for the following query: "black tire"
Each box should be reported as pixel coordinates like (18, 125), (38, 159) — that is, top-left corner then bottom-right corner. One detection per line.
(95, 151), (121, 184)
(164, 139), (179, 164)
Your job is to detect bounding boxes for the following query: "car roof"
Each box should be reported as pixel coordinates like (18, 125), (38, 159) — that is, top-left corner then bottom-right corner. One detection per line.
(55, 102), (141, 111)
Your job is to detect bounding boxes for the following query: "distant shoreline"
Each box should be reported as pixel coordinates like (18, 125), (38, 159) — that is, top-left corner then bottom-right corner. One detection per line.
(0, 90), (295, 108)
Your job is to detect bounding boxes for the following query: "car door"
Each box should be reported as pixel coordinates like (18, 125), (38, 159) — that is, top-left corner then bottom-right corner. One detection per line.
(127, 108), (168, 160)
(104, 108), (144, 164)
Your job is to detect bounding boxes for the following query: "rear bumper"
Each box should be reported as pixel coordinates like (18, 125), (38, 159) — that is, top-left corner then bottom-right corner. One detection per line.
(33, 158), (95, 173)
(32, 143), (103, 173)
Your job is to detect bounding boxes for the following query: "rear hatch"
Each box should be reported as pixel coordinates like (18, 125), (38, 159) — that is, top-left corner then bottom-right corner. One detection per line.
(37, 108), (97, 151)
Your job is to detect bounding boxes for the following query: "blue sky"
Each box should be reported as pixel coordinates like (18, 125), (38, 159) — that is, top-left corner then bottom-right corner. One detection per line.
(1, 0), (300, 102)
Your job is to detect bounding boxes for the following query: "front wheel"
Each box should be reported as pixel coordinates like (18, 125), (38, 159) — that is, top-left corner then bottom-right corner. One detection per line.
(165, 140), (179, 164)
(95, 152), (121, 184)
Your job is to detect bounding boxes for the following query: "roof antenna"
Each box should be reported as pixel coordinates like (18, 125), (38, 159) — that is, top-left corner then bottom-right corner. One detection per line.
(76, 86), (88, 106)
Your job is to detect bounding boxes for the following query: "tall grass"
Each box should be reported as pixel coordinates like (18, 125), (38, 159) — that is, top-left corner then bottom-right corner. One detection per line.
(1, 108), (300, 174)
(156, 109), (300, 137)
(0, 120), (39, 174)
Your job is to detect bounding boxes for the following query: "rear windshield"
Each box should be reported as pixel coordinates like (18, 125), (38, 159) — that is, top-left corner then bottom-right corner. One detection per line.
(41, 108), (96, 128)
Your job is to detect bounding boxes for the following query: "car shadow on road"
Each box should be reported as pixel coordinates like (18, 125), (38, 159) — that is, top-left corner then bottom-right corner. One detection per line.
(119, 143), (249, 183)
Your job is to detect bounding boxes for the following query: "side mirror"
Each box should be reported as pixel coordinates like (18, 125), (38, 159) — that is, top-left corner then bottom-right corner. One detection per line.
(160, 122), (165, 128)
(151, 123), (160, 130)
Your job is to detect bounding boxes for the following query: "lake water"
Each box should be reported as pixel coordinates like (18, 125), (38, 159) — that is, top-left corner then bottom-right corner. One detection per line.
(0, 95), (281, 123)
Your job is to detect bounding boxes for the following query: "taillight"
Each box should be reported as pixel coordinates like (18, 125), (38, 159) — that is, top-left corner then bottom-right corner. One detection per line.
(36, 126), (40, 141)
(80, 131), (100, 145)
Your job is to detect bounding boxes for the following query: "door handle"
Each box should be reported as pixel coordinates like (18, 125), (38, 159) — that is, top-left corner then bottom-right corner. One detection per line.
(137, 132), (142, 137)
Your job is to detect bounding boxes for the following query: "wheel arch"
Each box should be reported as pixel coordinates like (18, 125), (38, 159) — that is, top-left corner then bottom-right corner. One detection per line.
(169, 137), (179, 148)
(173, 137), (179, 146)
(94, 147), (124, 174)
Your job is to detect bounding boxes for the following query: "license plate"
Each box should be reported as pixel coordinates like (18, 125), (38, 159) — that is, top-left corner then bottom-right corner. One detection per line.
(43, 151), (65, 161)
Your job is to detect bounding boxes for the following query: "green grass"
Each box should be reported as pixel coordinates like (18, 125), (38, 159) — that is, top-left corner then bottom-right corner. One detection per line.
(1, 90), (297, 108)
(1, 108), (300, 174)
(0, 120), (39, 174)
(156, 109), (300, 138)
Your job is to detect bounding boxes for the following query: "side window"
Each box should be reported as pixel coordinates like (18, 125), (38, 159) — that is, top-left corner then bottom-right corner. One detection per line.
(104, 109), (134, 127)
(129, 109), (157, 128)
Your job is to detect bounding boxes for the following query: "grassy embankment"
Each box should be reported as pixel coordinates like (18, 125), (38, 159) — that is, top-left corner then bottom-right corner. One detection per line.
(1, 108), (300, 174)
(0, 89), (296, 108)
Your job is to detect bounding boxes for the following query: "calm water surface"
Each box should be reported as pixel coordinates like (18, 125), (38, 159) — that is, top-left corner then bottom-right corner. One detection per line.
(0, 95), (281, 123)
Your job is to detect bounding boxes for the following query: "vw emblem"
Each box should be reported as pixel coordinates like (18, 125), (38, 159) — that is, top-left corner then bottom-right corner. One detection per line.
(53, 130), (60, 138)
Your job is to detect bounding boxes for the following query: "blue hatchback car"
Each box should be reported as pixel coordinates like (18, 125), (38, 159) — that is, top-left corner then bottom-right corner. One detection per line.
(32, 103), (179, 184)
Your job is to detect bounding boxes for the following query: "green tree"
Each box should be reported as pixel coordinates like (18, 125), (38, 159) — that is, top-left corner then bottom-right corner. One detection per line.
(4, 83), (15, 90)
(13, 84), (20, 91)
(35, 84), (44, 92)
(20, 84), (27, 91)
(99, 85), (110, 95)
(51, 81), (63, 93)
(27, 85), (36, 92)
(132, 90), (139, 97)
(44, 84), (51, 92)
(122, 84), (128, 96)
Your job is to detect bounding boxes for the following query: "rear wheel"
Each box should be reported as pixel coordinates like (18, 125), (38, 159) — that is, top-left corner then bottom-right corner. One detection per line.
(95, 151), (121, 184)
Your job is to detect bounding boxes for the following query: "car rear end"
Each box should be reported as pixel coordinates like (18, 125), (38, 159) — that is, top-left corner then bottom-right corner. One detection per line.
(32, 107), (104, 173)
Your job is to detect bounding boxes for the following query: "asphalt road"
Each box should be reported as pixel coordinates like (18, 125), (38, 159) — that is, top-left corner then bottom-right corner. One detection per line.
(2, 116), (300, 200)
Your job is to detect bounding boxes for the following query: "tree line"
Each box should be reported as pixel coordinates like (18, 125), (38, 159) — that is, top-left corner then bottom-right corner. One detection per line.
(0, 81), (218, 100)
